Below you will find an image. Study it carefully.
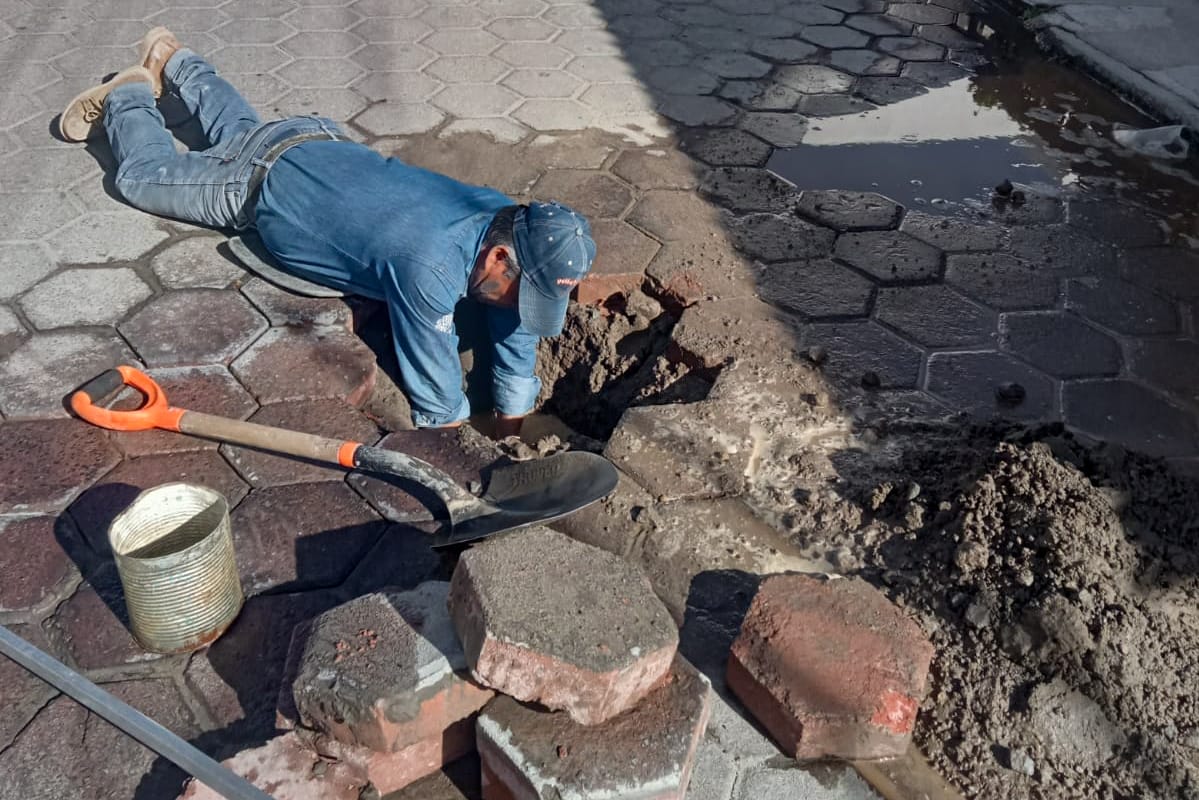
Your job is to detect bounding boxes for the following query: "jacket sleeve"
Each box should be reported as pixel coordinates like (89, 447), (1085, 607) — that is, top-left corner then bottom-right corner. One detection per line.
(381, 263), (471, 428)
(487, 305), (542, 417)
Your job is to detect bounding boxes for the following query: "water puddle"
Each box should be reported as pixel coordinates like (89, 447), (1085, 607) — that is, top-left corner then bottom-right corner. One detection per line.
(767, 14), (1199, 239)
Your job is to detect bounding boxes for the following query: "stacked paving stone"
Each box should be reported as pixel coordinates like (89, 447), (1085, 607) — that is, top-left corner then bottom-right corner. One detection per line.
(178, 528), (712, 799)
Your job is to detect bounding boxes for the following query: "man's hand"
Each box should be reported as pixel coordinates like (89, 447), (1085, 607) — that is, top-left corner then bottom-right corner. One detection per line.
(493, 413), (524, 439)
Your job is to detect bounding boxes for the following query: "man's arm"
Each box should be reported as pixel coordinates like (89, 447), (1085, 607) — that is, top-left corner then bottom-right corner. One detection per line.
(487, 305), (541, 437)
(381, 265), (471, 429)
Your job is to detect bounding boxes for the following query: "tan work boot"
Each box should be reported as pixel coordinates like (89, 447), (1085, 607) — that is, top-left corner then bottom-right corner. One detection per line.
(138, 26), (181, 98)
(58, 65), (156, 143)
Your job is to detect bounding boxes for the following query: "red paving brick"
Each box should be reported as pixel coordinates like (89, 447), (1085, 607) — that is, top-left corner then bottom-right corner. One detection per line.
(727, 574), (934, 760)
(0, 418), (121, 514)
(110, 365), (258, 457)
(0, 515), (80, 614)
(314, 719), (476, 795)
(449, 527), (678, 725)
(222, 398), (381, 488)
(43, 565), (165, 672)
(0, 623), (59, 750)
(178, 732), (367, 800)
(119, 289), (269, 367)
(230, 327), (377, 406)
(348, 429), (492, 523)
(240, 277), (357, 330)
(477, 657), (711, 800)
(291, 583), (493, 752)
(67, 449), (249, 557)
(230, 481), (387, 595)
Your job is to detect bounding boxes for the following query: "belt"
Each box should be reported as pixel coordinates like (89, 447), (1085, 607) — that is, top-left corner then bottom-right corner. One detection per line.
(244, 130), (340, 211)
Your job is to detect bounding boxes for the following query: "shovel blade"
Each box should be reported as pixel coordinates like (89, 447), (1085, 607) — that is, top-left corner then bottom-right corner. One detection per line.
(431, 451), (618, 549)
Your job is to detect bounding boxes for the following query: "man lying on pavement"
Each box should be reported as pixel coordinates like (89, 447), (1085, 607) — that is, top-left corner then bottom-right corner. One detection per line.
(59, 27), (596, 438)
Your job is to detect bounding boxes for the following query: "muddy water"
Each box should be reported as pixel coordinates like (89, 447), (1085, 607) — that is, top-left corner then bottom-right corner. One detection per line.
(767, 14), (1199, 240)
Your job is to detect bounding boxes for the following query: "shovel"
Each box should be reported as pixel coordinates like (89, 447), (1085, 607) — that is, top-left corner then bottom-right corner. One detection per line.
(70, 366), (618, 549)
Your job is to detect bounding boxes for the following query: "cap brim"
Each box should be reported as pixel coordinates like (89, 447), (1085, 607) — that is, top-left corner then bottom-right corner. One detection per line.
(518, 274), (569, 337)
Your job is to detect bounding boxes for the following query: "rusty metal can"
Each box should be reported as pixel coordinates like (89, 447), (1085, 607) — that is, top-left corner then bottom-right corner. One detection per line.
(107, 483), (242, 654)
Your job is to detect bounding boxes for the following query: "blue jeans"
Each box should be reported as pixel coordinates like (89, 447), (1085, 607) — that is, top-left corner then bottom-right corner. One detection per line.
(104, 49), (342, 230)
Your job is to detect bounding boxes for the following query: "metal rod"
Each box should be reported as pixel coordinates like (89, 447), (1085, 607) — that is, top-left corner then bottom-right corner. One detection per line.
(0, 624), (273, 800)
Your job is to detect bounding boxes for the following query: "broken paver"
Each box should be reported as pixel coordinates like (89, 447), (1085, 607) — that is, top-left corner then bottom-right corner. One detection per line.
(477, 656), (712, 800)
(291, 583), (493, 757)
(448, 527), (678, 725)
(728, 574), (934, 760)
(178, 732), (367, 800)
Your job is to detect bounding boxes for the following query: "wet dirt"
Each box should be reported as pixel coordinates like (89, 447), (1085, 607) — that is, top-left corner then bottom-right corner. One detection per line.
(766, 13), (1199, 241)
(757, 416), (1199, 800)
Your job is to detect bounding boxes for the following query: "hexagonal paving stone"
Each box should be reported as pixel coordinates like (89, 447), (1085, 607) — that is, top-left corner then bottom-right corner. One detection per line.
(888, 2), (957, 23)
(0, 306), (25, 354)
(0, 419), (120, 514)
(240, 278), (355, 330)
(846, 13), (913, 35)
(18, 268), (152, 330)
(1064, 277), (1178, 335)
(731, 213), (838, 262)
(420, 4), (485, 27)
(1130, 339), (1199, 406)
(796, 190), (903, 231)
(680, 128), (773, 167)
(350, 16), (432, 43)
(1118, 246), (1199, 300)
(902, 59), (970, 86)
(645, 65), (721, 95)
(230, 326), (377, 406)
(67, 450), (249, 557)
(801, 24), (870, 48)
(270, 87), (369, 121)
(657, 94), (738, 127)
(119, 289), (268, 368)
(0, 623), (58, 751)
(758, 259), (875, 319)
(579, 83), (657, 117)
(43, 565), (165, 672)
(750, 37), (821, 62)
(900, 211), (1006, 251)
(223, 399), (381, 487)
(645, 238), (759, 308)
(275, 58), (366, 88)
(511, 98), (595, 130)
(351, 42), (436, 71)
(694, 51), (772, 80)
(1064, 380), (1199, 457)
(0, 330), (138, 419)
(828, 49), (902, 76)
(110, 365), (258, 457)
(803, 320), (923, 388)
(356, 102), (446, 136)
(501, 68), (582, 98)
(834, 231), (942, 283)
(945, 253), (1060, 310)
(423, 28), (501, 57)
(352, 71), (443, 103)
(432, 83), (521, 117)
(721, 79), (803, 112)
(627, 190), (724, 242)
(876, 284), (997, 347)
(1001, 311), (1122, 378)
(587, 218), (661, 279)
(777, 64), (857, 94)
(0, 242), (58, 301)
(0, 516), (80, 615)
(284, 5), (362, 31)
(212, 18), (294, 44)
(1007, 224), (1118, 277)
(441, 117), (531, 144)
(611, 149), (700, 191)
(701, 167), (800, 213)
(876, 35), (946, 61)
(48, 211), (170, 264)
(739, 112), (808, 147)
(486, 16), (556, 40)
(279, 30), (364, 58)
(150, 236), (248, 289)
(854, 75), (927, 104)
(799, 93), (879, 117)
(231, 481), (387, 595)
(208, 44), (293, 74)
(783, 3), (848, 23)
(1067, 200), (1165, 248)
(926, 351), (1057, 421)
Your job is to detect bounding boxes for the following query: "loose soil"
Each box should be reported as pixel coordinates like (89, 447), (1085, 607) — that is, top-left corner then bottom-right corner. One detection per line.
(758, 417), (1199, 800)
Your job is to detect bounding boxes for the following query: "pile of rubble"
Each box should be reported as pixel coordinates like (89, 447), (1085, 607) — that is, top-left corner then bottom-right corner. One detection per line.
(178, 528), (933, 799)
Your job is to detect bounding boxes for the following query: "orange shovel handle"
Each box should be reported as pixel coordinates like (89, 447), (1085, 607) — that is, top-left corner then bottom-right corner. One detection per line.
(69, 365), (185, 432)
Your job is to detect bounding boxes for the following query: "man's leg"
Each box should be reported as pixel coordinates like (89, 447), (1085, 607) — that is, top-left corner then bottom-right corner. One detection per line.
(163, 49), (261, 148)
(105, 82), (247, 229)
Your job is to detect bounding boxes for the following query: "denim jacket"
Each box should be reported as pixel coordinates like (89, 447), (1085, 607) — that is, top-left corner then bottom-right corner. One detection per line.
(253, 140), (540, 427)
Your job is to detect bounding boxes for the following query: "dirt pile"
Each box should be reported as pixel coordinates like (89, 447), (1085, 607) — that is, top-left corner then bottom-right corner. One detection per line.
(767, 421), (1199, 799)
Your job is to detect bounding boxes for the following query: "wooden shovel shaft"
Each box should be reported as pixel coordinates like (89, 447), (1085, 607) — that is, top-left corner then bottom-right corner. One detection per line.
(178, 410), (359, 467)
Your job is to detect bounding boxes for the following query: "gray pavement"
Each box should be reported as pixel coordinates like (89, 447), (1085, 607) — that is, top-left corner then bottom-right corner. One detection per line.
(0, 0), (1198, 798)
(1018, 0), (1199, 128)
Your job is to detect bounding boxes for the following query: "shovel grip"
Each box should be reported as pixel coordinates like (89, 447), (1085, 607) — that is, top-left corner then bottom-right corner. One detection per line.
(70, 366), (185, 432)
